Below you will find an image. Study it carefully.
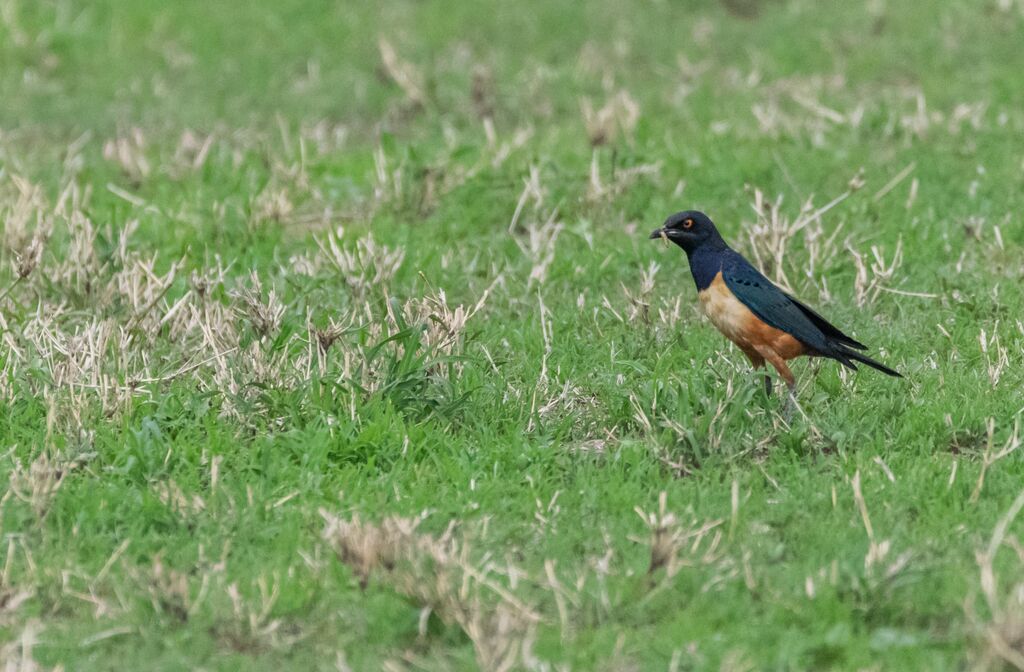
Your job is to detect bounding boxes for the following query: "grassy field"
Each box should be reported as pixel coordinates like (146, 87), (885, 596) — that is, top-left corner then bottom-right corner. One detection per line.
(2, 0), (1024, 669)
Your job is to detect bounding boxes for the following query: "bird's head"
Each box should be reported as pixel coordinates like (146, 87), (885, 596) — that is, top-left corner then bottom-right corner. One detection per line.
(649, 210), (724, 254)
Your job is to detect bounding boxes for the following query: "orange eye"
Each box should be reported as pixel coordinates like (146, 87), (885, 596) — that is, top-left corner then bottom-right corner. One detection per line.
(683, 218), (694, 229)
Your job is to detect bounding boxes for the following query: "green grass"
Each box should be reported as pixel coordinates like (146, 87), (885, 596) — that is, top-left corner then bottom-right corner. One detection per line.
(2, 0), (1024, 669)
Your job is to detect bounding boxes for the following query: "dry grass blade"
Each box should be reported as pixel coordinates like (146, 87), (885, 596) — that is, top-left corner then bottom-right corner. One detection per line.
(580, 90), (640, 146)
(621, 261), (659, 325)
(321, 511), (539, 672)
(312, 317), (352, 355)
(251, 186), (294, 227)
(314, 228), (405, 294)
(7, 452), (67, 522)
(378, 37), (425, 107)
(847, 239), (905, 307)
(398, 276), (497, 367)
(971, 418), (1021, 504)
(103, 127), (150, 183)
(852, 470), (890, 571)
(970, 489), (1024, 670)
(232, 272), (285, 340)
(13, 233), (46, 282)
(153, 480), (206, 518)
(979, 327), (1010, 388)
(745, 179), (856, 294)
(0, 620), (54, 672)
(1, 176), (51, 260)
(634, 492), (725, 582)
(511, 208), (561, 289)
(587, 150), (661, 201)
(872, 162), (917, 202)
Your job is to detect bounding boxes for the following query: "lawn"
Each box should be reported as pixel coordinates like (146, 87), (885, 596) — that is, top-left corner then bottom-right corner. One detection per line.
(2, 0), (1024, 669)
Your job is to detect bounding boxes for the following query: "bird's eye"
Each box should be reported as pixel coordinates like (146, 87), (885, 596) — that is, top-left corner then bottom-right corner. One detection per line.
(683, 218), (694, 229)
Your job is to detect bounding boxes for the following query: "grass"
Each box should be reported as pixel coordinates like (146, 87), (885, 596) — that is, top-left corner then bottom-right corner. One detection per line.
(1, 0), (1024, 669)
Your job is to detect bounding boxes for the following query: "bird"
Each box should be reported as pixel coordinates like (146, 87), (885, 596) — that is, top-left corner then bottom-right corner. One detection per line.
(649, 210), (901, 405)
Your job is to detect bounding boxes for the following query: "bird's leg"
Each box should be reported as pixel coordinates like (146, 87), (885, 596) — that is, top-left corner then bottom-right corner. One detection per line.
(782, 380), (798, 421)
(744, 351), (770, 397)
(754, 346), (797, 418)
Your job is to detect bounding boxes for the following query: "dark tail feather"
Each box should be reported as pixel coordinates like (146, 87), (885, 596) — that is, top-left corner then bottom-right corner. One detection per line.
(841, 347), (902, 378)
(788, 295), (867, 350)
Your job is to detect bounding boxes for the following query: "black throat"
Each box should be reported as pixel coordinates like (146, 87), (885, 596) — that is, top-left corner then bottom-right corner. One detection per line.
(683, 241), (729, 291)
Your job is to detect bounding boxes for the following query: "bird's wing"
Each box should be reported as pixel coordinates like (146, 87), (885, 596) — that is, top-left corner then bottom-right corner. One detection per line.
(780, 292), (866, 350)
(719, 254), (833, 352)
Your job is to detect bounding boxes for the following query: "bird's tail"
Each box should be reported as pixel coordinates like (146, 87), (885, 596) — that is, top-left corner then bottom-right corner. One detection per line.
(837, 346), (903, 378)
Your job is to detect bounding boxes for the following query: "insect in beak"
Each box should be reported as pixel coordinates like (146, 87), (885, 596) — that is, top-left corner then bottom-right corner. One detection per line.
(660, 229), (669, 246)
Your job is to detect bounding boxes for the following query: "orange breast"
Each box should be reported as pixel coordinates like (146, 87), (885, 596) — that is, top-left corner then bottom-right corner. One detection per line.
(697, 272), (805, 360)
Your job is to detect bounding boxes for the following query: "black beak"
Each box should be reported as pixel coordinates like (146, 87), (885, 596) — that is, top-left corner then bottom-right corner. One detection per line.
(649, 227), (667, 240)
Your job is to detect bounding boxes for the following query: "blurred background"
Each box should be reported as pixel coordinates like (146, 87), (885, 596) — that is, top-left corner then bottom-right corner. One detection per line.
(2, 0), (1021, 231)
(3, 0), (1022, 260)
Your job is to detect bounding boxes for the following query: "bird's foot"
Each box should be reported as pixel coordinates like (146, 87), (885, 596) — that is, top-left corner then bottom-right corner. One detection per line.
(782, 385), (798, 422)
(763, 374), (773, 398)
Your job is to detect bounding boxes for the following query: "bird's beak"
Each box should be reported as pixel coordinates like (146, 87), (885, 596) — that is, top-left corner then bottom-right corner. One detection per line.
(649, 227), (673, 244)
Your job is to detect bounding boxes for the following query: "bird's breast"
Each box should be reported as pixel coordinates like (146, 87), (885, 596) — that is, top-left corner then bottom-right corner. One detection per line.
(697, 272), (806, 359)
(698, 272), (755, 343)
